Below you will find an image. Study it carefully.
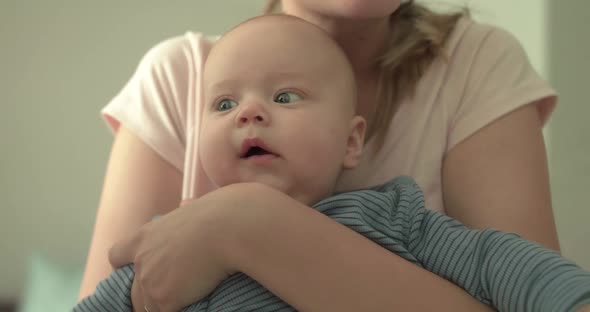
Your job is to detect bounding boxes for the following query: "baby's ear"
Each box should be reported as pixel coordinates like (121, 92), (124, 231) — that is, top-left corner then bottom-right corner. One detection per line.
(342, 115), (366, 169)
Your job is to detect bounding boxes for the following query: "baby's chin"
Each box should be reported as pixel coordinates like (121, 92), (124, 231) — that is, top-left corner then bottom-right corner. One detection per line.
(226, 176), (329, 206)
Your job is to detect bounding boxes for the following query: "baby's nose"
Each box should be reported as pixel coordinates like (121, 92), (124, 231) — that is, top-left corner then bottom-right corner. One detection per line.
(239, 114), (265, 124)
(236, 102), (269, 126)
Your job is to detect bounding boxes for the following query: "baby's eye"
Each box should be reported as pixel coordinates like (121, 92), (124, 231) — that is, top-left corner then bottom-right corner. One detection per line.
(216, 99), (238, 111)
(274, 91), (302, 104)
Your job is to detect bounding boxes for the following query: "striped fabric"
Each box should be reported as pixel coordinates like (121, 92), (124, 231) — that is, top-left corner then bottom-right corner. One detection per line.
(74, 176), (590, 312)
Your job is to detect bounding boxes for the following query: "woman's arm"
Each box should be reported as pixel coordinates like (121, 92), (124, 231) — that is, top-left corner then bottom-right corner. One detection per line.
(78, 126), (183, 300)
(226, 183), (494, 311)
(443, 103), (560, 251)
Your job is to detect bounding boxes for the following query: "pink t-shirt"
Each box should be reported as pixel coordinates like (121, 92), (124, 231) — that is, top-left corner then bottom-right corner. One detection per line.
(102, 18), (556, 213)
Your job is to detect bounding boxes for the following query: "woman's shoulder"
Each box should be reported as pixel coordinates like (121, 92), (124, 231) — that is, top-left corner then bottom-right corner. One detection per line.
(136, 32), (217, 71)
(445, 17), (529, 65)
(100, 32), (218, 172)
(434, 16), (556, 147)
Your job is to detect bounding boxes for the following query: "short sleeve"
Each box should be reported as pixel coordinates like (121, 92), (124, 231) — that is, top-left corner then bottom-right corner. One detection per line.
(101, 35), (198, 171)
(447, 25), (557, 150)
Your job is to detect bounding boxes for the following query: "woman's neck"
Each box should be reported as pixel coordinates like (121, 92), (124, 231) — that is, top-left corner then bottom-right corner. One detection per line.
(282, 5), (390, 74)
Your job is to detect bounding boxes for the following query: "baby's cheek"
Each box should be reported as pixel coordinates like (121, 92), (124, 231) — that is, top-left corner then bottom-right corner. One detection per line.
(199, 127), (218, 177)
(302, 135), (344, 172)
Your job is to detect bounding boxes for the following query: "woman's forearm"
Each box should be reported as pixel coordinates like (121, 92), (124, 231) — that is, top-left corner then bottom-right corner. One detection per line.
(78, 127), (183, 300)
(226, 184), (493, 312)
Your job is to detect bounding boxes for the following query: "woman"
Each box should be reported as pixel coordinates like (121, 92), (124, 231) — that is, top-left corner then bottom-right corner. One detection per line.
(79, 0), (559, 311)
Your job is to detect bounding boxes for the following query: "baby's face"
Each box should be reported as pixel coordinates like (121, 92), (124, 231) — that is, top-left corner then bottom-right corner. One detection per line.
(200, 15), (365, 204)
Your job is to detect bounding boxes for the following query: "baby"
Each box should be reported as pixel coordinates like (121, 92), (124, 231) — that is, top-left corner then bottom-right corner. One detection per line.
(74, 14), (590, 312)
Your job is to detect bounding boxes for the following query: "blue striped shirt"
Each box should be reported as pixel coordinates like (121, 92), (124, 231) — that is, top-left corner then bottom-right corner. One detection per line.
(74, 176), (590, 312)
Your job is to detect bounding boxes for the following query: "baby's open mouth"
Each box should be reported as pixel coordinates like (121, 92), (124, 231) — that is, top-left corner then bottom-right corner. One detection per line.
(242, 146), (273, 158)
(240, 138), (279, 159)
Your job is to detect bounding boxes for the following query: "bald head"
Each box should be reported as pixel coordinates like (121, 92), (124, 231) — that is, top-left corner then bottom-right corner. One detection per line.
(204, 14), (357, 114)
(214, 14), (352, 69)
(216, 14), (350, 67)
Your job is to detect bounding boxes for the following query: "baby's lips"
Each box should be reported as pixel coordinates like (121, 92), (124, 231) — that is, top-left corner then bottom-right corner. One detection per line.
(240, 137), (278, 157)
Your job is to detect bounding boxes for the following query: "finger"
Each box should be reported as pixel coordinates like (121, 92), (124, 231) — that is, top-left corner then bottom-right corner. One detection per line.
(108, 231), (140, 269)
(130, 278), (143, 312)
(142, 292), (159, 312)
(132, 274), (159, 312)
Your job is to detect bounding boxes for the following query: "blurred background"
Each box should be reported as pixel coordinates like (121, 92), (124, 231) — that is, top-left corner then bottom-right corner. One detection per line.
(0, 0), (588, 311)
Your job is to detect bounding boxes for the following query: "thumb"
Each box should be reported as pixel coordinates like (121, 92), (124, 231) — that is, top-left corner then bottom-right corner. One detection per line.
(109, 231), (140, 269)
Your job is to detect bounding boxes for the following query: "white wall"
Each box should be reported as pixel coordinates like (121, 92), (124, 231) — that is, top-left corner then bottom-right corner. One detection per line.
(546, 1), (590, 272)
(1, 0), (588, 302)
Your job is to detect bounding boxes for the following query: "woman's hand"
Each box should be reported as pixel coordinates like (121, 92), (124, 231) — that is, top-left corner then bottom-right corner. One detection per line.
(108, 183), (255, 312)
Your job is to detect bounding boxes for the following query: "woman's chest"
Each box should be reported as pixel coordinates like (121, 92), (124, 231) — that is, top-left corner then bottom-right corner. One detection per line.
(333, 94), (450, 212)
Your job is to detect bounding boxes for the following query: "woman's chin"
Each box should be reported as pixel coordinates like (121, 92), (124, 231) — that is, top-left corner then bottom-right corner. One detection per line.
(325, 0), (402, 19)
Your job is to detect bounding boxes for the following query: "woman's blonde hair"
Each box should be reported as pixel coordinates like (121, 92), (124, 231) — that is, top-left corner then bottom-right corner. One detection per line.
(264, 0), (465, 151)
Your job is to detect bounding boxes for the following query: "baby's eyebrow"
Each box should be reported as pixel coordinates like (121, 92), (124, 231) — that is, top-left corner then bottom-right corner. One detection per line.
(262, 72), (317, 89)
(206, 79), (240, 93)
(265, 71), (308, 81)
(207, 72), (314, 92)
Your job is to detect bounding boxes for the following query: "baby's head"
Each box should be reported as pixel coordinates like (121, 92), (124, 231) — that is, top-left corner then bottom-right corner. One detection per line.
(200, 14), (366, 205)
